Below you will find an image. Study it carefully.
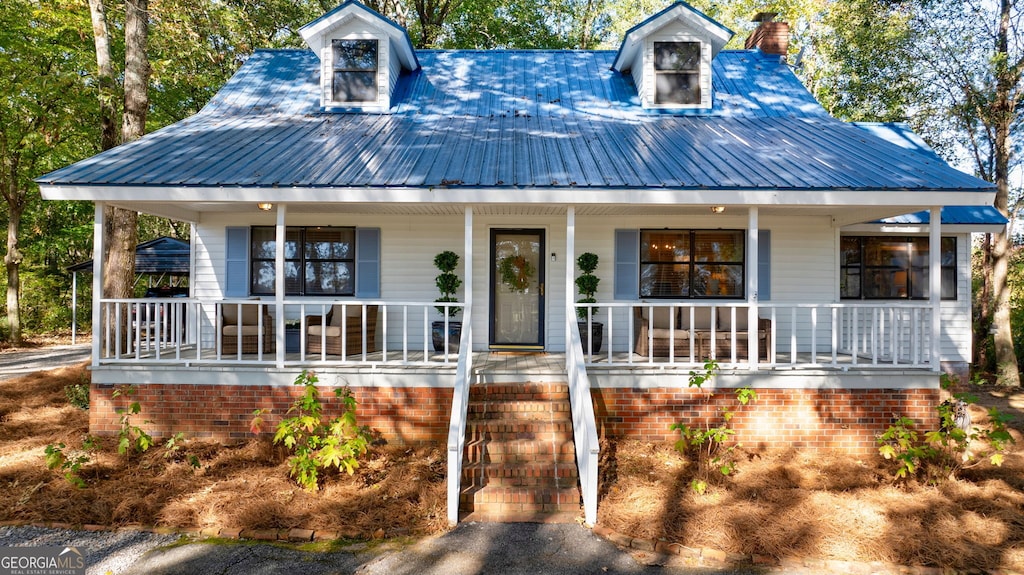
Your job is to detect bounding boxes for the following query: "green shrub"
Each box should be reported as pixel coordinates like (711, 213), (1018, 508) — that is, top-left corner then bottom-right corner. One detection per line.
(273, 370), (370, 490)
(112, 385), (153, 463)
(878, 375), (1014, 482)
(670, 360), (757, 493)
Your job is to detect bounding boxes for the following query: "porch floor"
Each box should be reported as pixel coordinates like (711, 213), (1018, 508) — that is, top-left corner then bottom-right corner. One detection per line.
(108, 346), (933, 375)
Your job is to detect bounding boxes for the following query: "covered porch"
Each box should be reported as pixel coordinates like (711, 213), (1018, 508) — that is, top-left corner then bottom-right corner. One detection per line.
(83, 201), (955, 527)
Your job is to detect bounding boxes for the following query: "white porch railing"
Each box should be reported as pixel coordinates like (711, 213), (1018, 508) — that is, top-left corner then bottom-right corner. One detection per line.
(574, 301), (935, 370)
(445, 309), (473, 526)
(567, 319), (600, 526)
(95, 298), (466, 366)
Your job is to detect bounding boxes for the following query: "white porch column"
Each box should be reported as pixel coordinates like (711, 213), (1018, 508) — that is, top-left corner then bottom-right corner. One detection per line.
(566, 207), (576, 368)
(275, 204), (287, 367)
(930, 206), (941, 371)
(92, 202), (105, 367)
(464, 207), (473, 345)
(747, 206), (759, 370)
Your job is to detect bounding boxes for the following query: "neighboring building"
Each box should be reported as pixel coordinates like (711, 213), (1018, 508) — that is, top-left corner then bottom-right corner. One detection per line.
(38, 2), (1004, 525)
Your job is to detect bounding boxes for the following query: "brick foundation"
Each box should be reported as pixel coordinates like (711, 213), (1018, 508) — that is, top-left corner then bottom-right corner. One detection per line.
(591, 387), (941, 455)
(89, 383), (453, 446)
(88, 380), (941, 455)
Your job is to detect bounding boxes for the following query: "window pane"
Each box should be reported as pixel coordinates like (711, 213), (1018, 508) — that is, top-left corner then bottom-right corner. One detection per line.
(305, 262), (353, 295)
(304, 228), (354, 260)
(641, 231), (689, 263)
(252, 261), (275, 294)
(864, 238), (908, 266)
(840, 268), (861, 298)
(941, 268), (956, 299)
(332, 39), (377, 71)
(654, 42), (700, 71)
(840, 237), (861, 265)
(640, 263), (689, 298)
(694, 230), (744, 262)
(695, 264), (742, 297)
(333, 71), (378, 102)
(864, 268), (907, 298)
(655, 73), (700, 105)
(251, 227), (299, 259)
(251, 262), (299, 294)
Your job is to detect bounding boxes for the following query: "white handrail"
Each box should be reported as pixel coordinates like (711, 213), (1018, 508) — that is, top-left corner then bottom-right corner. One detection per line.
(567, 319), (599, 525)
(572, 301), (934, 370)
(446, 309), (473, 526)
(94, 298), (467, 366)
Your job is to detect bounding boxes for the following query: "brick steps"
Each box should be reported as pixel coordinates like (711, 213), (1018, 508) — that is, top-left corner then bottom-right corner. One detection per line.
(460, 382), (581, 522)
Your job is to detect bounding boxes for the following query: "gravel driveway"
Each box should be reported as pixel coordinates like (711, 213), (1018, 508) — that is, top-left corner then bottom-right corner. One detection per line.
(0, 523), (771, 575)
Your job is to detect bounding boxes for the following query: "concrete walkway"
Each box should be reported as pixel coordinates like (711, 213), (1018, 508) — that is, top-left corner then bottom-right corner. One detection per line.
(0, 344), (90, 380)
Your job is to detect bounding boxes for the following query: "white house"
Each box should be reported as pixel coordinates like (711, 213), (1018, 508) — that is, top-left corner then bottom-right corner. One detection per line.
(38, 1), (1004, 525)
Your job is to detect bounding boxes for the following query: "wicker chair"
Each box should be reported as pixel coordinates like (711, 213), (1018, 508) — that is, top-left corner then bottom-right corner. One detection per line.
(634, 305), (711, 360)
(221, 302), (274, 355)
(306, 304), (378, 357)
(711, 308), (771, 363)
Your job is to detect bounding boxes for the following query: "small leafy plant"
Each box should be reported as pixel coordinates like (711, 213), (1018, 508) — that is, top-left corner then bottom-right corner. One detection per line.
(272, 370), (370, 490)
(670, 359), (757, 493)
(64, 374), (90, 410)
(163, 432), (200, 469)
(112, 385), (153, 463)
(877, 374), (1015, 482)
(45, 435), (101, 488)
(433, 250), (462, 318)
(575, 252), (600, 320)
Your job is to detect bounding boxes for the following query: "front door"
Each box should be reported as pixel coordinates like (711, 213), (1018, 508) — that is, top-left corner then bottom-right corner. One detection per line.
(490, 229), (545, 350)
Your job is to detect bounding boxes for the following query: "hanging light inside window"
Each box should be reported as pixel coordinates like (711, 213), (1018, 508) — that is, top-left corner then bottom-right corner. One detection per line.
(257, 203), (273, 211)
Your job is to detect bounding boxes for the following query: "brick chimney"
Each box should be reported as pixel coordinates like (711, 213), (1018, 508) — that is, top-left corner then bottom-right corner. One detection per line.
(744, 12), (789, 56)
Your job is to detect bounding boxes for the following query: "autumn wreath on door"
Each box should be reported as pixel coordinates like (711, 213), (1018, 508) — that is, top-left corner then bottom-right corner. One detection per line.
(498, 254), (535, 293)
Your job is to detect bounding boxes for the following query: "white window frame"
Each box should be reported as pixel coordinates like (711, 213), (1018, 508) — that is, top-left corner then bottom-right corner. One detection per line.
(321, 32), (387, 109)
(644, 34), (712, 110)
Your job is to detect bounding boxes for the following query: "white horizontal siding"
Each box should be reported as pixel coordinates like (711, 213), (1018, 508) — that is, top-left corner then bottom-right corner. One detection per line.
(188, 212), (974, 363)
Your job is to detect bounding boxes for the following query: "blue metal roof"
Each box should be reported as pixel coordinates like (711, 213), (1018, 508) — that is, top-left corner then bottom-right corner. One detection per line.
(38, 47), (993, 195)
(195, 49), (826, 119)
(876, 206), (1007, 226)
(67, 236), (190, 274)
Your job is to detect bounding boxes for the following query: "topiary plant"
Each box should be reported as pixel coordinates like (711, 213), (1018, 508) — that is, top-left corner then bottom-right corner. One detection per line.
(434, 250), (462, 318)
(575, 252), (600, 320)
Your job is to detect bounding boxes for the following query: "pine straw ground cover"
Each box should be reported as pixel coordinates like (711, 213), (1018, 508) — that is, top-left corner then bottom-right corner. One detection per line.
(2, 361), (1024, 571)
(597, 393), (1024, 572)
(0, 363), (448, 538)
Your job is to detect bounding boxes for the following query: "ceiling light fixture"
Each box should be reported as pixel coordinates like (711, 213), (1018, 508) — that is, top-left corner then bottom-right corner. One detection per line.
(710, 206), (726, 214)
(257, 203), (273, 211)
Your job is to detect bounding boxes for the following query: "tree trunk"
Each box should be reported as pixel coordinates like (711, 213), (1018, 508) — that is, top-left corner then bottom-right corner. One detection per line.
(3, 179), (24, 346)
(975, 233), (993, 372)
(87, 0), (118, 152)
(122, 0), (149, 145)
(989, 0), (1020, 387)
(101, 0), (149, 352)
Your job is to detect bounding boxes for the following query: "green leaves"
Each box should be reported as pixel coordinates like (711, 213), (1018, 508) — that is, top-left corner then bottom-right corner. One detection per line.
(274, 370), (371, 490)
(877, 397), (1016, 483)
(113, 386), (153, 463)
(673, 360), (755, 493)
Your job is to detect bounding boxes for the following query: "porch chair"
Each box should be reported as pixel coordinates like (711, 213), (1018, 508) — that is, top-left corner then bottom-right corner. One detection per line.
(221, 302), (274, 355)
(711, 308), (772, 363)
(633, 305), (712, 360)
(306, 304), (379, 357)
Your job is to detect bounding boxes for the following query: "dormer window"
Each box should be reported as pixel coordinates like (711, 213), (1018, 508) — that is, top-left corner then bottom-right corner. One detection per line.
(331, 39), (378, 102)
(299, 2), (419, 111)
(612, 2), (733, 111)
(654, 41), (701, 105)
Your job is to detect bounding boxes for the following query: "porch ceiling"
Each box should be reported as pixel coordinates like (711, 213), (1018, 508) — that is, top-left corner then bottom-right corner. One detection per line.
(115, 200), (921, 223)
